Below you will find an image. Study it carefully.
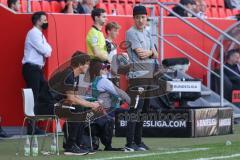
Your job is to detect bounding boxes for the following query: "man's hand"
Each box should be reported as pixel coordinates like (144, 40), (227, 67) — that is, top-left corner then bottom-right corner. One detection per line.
(135, 48), (152, 59)
(90, 101), (101, 111)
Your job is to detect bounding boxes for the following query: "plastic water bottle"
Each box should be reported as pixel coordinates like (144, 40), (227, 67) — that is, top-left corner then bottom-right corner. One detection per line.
(24, 135), (30, 156)
(50, 135), (57, 154)
(225, 140), (232, 146)
(32, 135), (38, 156)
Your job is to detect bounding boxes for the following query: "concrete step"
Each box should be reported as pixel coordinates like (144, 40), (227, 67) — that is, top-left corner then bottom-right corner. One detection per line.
(201, 90), (212, 96)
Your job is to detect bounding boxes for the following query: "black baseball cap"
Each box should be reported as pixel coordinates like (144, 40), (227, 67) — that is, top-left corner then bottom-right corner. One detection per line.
(133, 5), (147, 16)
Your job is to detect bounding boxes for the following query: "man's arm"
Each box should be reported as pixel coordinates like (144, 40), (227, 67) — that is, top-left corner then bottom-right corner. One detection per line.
(126, 31), (156, 60)
(98, 78), (131, 104)
(29, 31), (52, 57)
(135, 48), (156, 59)
(92, 46), (108, 61)
(66, 91), (100, 111)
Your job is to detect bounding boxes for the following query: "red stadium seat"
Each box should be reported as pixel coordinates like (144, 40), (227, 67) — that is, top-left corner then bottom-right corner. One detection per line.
(146, 6), (151, 16)
(205, 0), (211, 7)
(0, 0), (7, 6)
(119, 0), (126, 4)
(115, 4), (125, 15)
(111, 0), (118, 3)
(205, 8), (212, 17)
(211, 7), (219, 17)
(155, 5), (160, 16)
(59, 1), (65, 10)
(102, 0), (110, 3)
(97, 3), (107, 12)
(50, 1), (62, 13)
(106, 3), (116, 14)
(31, 1), (42, 12)
(124, 4), (133, 15)
(128, 0), (134, 4)
(41, 1), (51, 12)
(217, 0), (224, 7)
(218, 8), (226, 18)
(232, 9), (239, 15)
(21, 0), (27, 13)
(226, 9), (233, 17)
(135, 0), (140, 3)
(155, 5), (168, 16)
(211, 0), (217, 7)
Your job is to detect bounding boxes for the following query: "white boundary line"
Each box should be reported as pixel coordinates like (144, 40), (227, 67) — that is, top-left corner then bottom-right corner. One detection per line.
(192, 154), (240, 160)
(86, 148), (209, 160)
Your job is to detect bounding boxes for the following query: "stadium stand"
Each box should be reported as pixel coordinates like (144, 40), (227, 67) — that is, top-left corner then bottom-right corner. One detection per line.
(41, 0), (51, 12)
(0, 0), (7, 6)
(50, 1), (62, 13)
(31, 1), (42, 12)
(21, 0), (27, 12)
(115, 4), (125, 15)
(211, 7), (219, 18)
(0, 0), (239, 18)
(124, 3), (133, 15)
(219, 8), (227, 18)
(226, 9), (233, 17)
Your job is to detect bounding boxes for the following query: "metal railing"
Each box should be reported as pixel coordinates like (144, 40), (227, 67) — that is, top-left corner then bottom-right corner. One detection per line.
(163, 34), (221, 78)
(141, 1), (232, 107)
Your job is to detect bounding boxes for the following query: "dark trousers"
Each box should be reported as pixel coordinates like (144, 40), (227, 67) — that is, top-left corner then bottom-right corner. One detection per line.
(22, 63), (47, 133)
(126, 77), (153, 146)
(34, 103), (54, 115)
(22, 63), (47, 103)
(63, 122), (85, 148)
(94, 116), (114, 148)
(126, 99), (149, 146)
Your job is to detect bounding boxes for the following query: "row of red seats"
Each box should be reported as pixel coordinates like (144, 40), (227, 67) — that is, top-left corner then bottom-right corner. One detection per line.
(206, 0), (225, 8)
(98, 2), (240, 18)
(207, 7), (240, 18)
(0, 0), (239, 18)
(99, 0), (224, 8)
(23, 0), (64, 13)
(0, 0), (64, 13)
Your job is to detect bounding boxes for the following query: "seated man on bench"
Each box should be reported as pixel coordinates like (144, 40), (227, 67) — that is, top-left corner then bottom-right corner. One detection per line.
(35, 51), (101, 156)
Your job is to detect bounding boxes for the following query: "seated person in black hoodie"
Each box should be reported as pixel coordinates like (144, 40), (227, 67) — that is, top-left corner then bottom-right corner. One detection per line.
(169, 0), (196, 17)
(224, 48), (240, 90)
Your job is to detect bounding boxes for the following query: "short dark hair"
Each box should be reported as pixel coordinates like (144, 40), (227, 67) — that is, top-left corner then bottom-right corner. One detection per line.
(91, 8), (106, 21)
(7, 0), (18, 8)
(71, 51), (90, 68)
(226, 48), (240, 60)
(32, 11), (47, 25)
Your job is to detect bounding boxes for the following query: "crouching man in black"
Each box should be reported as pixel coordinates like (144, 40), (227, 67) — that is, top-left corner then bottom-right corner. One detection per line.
(35, 51), (101, 155)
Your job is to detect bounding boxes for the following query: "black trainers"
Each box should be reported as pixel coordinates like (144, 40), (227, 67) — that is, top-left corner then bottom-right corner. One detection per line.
(124, 144), (139, 152)
(137, 142), (149, 151)
(104, 146), (123, 151)
(87, 148), (96, 155)
(64, 144), (89, 156)
(0, 130), (11, 138)
(79, 145), (96, 155)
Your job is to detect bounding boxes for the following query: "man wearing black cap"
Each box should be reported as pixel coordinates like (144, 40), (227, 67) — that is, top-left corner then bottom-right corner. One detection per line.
(124, 5), (158, 152)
